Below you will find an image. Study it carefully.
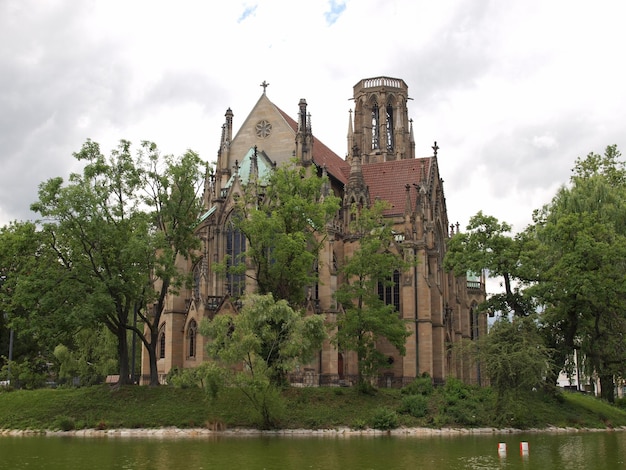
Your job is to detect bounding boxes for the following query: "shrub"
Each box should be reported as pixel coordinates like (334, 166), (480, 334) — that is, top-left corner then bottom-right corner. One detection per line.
(614, 397), (626, 410)
(168, 363), (225, 400)
(351, 418), (367, 430)
(434, 379), (495, 426)
(442, 377), (471, 404)
(399, 394), (429, 418)
(370, 407), (398, 430)
(401, 374), (434, 396)
(53, 416), (76, 431)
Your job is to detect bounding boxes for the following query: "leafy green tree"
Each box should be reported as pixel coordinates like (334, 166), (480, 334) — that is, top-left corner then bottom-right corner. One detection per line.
(31, 140), (148, 385)
(132, 142), (204, 386)
(201, 293), (326, 386)
(54, 326), (118, 386)
(533, 145), (626, 402)
(444, 211), (537, 317)
(471, 315), (553, 411)
(200, 293), (325, 428)
(0, 220), (85, 386)
(226, 161), (341, 305)
(31, 139), (203, 386)
(334, 201), (410, 391)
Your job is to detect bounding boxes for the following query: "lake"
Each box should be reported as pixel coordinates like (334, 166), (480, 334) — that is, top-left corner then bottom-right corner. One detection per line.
(1, 430), (625, 469)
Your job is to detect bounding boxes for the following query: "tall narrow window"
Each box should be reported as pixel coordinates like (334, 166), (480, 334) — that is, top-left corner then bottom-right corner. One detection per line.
(192, 263), (201, 300)
(470, 307), (479, 340)
(226, 220), (246, 297)
(378, 270), (401, 311)
(385, 104), (394, 151)
(158, 327), (166, 359)
(187, 320), (197, 358)
(371, 102), (380, 150)
(312, 260), (319, 302)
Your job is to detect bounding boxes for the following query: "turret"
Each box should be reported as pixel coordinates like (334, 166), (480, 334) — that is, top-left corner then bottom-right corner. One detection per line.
(295, 98), (313, 166)
(351, 77), (414, 163)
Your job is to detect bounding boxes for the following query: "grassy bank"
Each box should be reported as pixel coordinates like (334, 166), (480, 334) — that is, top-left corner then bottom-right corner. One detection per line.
(1, 381), (626, 432)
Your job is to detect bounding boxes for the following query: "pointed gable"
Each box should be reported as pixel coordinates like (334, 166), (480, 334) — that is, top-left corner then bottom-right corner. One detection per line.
(227, 93), (299, 168)
(276, 107), (349, 185)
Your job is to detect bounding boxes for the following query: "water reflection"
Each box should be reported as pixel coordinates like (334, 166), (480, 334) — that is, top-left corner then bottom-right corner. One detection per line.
(0, 431), (624, 470)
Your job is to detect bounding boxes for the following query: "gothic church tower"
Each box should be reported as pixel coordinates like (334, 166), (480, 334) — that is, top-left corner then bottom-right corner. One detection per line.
(348, 77), (415, 164)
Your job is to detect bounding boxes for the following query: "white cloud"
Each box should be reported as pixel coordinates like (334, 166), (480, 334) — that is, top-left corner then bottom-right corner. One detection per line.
(1, 0), (625, 247)
(532, 135), (558, 150)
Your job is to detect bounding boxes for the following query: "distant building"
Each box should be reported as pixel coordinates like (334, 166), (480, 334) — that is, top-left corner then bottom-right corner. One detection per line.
(142, 77), (487, 387)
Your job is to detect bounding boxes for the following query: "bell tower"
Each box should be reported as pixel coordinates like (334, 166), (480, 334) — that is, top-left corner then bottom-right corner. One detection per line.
(349, 76), (415, 163)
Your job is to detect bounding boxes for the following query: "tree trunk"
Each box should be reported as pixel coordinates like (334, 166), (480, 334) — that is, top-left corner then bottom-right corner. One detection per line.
(116, 326), (131, 386)
(599, 374), (615, 403)
(147, 277), (168, 386)
(148, 327), (159, 386)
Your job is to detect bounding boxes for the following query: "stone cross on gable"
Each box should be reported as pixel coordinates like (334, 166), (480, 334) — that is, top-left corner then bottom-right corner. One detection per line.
(432, 141), (439, 157)
(260, 80), (270, 94)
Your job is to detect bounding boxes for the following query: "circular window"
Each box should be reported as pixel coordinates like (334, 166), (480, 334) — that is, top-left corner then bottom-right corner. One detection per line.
(255, 120), (272, 138)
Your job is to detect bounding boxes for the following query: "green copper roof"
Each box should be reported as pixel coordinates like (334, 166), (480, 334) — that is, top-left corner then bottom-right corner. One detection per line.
(199, 205), (217, 222)
(225, 147), (274, 188)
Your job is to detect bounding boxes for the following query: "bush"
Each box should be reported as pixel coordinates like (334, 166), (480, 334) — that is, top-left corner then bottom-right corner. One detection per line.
(251, 382), (285, 430)
(53, 416), (76, 431)
(614, 397), (626, 410)
(370, 407), (398, 430)
(401, 374), (434, 396)
(168, 363), (225, 400)
(351, 418), (367, 430)
(399, 394), (429, 418)
(433, 379), (495, 426)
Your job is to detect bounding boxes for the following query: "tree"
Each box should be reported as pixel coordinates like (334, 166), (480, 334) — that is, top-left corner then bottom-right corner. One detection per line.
(201, 293), (326, 387)
(226, 160), (341, 305)
(31, 139), (204, 386)
(334, 201), (410, 391)
(533, 145), (626, 402)
(131, 142), (204, 386)
(444, 211), (537, 318)
(0, 220), (84, 386)
(200, 293), (326, 428)
(31, 140), (148, 385)
(53, 326), (118, 386)
(472, 315), (553, 412)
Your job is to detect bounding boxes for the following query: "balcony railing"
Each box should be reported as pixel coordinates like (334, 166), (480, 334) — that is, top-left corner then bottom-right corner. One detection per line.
(467, 280), (483, 291)
(288, 373), (417, 389)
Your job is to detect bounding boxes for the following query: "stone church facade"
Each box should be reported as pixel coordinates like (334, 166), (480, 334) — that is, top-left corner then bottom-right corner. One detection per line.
(142, 76), (487, 387)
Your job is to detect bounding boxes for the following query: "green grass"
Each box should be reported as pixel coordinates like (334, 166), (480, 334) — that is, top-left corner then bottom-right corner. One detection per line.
(1, 384), (625, 432)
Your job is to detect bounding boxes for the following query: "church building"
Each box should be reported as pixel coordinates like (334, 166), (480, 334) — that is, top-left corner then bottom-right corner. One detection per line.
(143, 76), (487, 387)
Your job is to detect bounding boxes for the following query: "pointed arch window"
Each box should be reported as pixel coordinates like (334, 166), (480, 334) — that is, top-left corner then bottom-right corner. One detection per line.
(371, 102), (380, 150)
(385, 103), (394, 151)
(158, 326), (166, 359)
(470, 306), (479, 340)
(187, 319), (197, 358)
(312, 260), (319, 302)
(225, 219), (246, 297)
(349, 199), (357, 223)
(378, 269), (401, 311)
(192, 262), (201, 301)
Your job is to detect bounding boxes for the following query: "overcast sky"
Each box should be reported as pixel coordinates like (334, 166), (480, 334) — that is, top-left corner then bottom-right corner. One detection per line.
(2, 0), (625, 236)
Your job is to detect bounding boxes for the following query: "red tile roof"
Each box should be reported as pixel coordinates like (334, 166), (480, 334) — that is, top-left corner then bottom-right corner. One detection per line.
(275, 103), (433, 216)
(362, 158), (432, 216)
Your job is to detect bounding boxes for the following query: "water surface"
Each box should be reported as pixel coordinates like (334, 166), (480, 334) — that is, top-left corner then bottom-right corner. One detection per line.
(1, 431), (625, 469)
